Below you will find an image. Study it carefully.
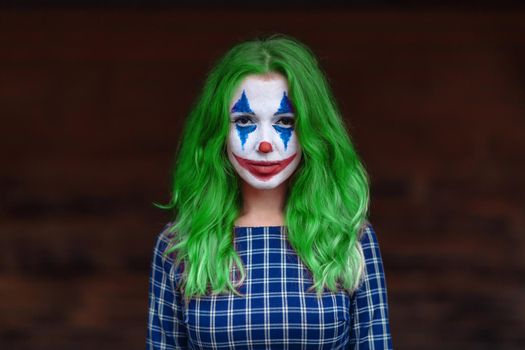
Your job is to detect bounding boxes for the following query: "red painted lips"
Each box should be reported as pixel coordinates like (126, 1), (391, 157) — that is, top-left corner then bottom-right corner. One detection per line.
(233, 153), (297, 181)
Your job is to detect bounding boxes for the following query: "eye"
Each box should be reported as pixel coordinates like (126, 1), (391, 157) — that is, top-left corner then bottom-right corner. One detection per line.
(275, 117), (295, 128)
(233, 115), (254, 126)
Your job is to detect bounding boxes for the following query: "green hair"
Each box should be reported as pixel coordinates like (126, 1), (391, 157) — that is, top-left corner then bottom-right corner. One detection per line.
(157, 35), (369, 302)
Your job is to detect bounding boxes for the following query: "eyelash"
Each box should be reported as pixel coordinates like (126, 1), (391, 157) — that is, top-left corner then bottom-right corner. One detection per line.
(275, 117), (294, 127)
(232, 115), (254, 125)
(232, 115), (295, 127)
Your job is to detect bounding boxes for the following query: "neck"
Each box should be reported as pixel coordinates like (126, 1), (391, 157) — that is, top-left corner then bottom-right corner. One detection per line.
(236, 180), (288, 227)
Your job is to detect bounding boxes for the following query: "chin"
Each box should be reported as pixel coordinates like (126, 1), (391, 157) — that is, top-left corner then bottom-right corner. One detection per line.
(238, 169), (293, 190)
(246, 179), (283, 190)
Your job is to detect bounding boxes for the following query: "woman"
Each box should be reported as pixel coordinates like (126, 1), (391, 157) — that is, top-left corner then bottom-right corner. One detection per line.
(147, 35), (393, 349)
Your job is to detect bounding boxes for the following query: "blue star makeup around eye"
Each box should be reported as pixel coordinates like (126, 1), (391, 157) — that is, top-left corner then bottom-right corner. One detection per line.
(273, 125), (293, 151)
(231, 90), (256, 151)
(231, 90), (254, 114)
(273, 91), (295, 151)
(274, 91), (294, 115)
(236, 123), (256, 151)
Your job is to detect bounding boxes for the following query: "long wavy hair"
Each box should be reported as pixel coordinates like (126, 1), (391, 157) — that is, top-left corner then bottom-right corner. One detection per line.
(157, 35), (369, 301)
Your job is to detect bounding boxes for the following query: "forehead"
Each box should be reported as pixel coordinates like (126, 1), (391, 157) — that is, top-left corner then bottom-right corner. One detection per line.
(230, 73), (289, 107)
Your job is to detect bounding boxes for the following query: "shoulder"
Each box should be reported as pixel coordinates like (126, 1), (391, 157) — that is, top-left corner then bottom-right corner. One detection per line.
(152, 222), (178, 264)
(356, 221), (386, 280)
(358, 220), (381, 249)
(356, 221), (387, 284)
(151, 222), (187, 285)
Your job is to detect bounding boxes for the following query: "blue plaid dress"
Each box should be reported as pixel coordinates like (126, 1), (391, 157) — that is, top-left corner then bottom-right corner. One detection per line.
(147, 224), (392, 349)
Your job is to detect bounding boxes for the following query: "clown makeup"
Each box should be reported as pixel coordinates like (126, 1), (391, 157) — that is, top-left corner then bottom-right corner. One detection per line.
(227, 73), (302, 190)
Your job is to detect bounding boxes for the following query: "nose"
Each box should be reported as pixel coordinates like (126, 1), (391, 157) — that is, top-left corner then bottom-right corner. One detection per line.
(258, 141), (273, 153)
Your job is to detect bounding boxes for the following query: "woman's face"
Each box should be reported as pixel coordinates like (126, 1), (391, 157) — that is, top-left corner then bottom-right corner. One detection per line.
(227, 72), (302, 190)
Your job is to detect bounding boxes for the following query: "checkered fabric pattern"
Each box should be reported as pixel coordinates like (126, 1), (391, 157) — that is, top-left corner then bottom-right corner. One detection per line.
(147, 224), (392, 349)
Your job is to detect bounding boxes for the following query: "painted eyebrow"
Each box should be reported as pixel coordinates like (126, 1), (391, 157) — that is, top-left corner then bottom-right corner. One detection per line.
(274, 91), (294, 115)
(231, 90), (255, 114)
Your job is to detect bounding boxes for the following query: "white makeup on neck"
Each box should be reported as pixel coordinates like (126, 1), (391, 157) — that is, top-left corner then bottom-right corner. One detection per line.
(227, 73), (302, 190)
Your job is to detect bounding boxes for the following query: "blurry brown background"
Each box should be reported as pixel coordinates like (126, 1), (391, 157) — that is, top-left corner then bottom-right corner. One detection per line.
(1, 2), (524, 349)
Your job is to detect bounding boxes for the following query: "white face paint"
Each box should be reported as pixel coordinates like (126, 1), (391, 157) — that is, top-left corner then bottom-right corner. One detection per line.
(227, 73), (302, 190)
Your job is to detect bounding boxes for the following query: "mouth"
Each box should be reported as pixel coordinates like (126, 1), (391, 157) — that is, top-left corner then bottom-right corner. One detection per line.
(233, 153), (297, 181)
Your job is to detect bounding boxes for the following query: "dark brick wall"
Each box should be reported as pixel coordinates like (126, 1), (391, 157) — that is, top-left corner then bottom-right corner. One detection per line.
(1, 9), (524, 350)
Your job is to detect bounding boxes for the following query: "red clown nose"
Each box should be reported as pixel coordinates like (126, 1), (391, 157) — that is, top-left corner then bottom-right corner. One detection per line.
(258, 141), (272, 153)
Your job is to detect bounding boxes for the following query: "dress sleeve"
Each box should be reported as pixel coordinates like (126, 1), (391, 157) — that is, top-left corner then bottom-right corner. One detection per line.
(146, 225), (189, 349)
(348, 224), (393, 349)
